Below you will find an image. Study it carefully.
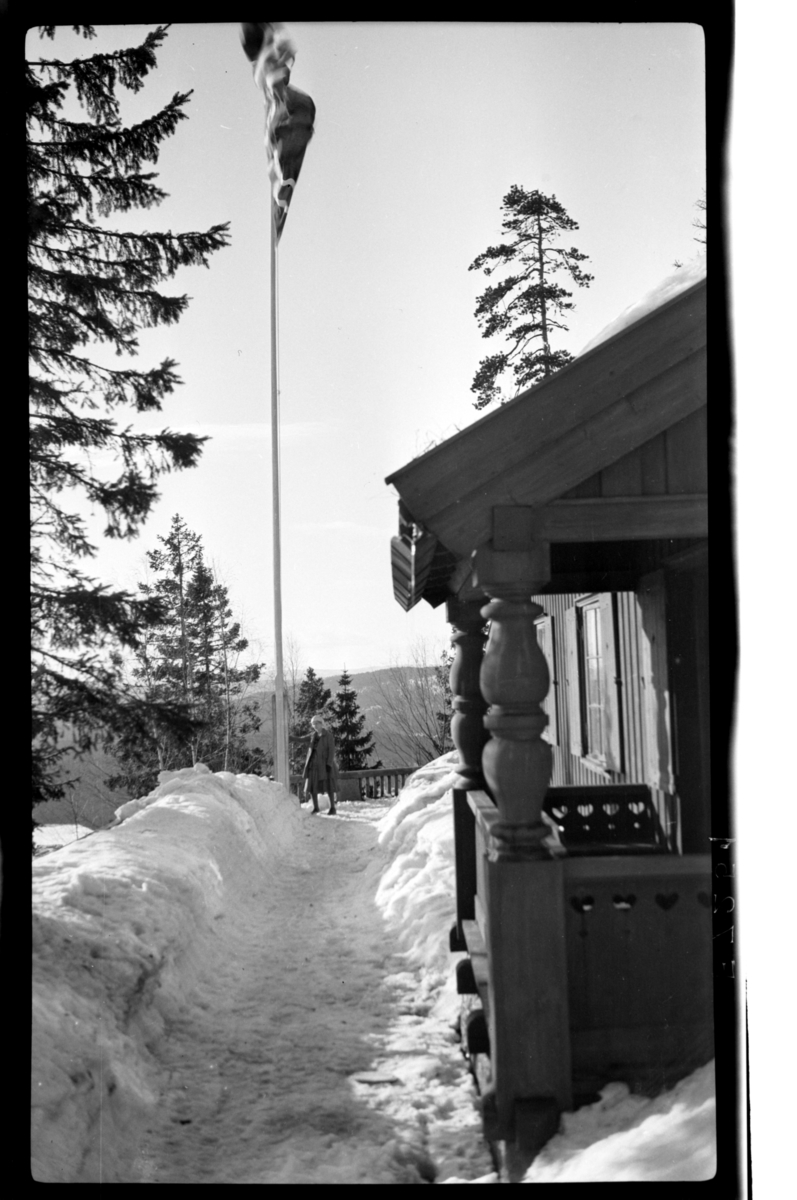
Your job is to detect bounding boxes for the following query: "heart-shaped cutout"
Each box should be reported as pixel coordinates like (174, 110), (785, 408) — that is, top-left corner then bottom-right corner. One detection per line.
(655, 893), (679, 910)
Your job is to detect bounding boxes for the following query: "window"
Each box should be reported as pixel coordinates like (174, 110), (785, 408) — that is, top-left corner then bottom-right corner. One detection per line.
(637, 572), (675, 796)
(565, 594), (623, 773)
(534, 613), (558, 746)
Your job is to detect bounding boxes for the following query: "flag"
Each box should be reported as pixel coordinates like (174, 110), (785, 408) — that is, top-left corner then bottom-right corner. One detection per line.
(241, 22), (315, 241)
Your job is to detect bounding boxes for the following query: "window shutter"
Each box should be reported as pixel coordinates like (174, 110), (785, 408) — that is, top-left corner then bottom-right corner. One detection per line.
(546, 613), (559, 747)
(638, 572), (675, 793)
(598, 593), (623, 773)
(564, 606), (582, 758)
(535, 615), (559, 746)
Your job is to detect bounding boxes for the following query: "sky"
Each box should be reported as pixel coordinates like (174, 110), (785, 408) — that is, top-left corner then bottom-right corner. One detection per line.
(32, 755), (718, 1183)
(27, 21), (706, 675)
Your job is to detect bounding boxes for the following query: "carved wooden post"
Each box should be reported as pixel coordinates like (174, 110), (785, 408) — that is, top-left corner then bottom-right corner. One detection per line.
(473, 540), (553, 858)
(472, 533), (572, 1161)
(446, 597), (489, 787)
(446, 597), (488, 953)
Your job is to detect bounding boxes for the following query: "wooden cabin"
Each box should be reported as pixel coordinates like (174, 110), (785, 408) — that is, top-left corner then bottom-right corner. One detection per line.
(385, 266), (712, 1175)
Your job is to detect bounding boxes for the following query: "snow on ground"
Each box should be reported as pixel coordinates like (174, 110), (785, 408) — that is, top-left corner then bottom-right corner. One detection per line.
(32, 755), (715, 1183)
(516, 1062), (716, 1183)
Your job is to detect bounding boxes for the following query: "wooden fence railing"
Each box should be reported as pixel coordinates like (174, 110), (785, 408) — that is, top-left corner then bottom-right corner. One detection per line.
(288, 766), (416, 800)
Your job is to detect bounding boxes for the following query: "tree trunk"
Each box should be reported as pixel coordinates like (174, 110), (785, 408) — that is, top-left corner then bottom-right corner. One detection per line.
(174, 540), (196, 765)
(536, 214), (551, 372)
(215, 591), (233, 772)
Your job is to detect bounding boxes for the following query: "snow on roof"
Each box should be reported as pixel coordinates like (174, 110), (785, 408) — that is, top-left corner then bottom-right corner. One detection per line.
(32, 760), (716, 1183)
(578, 255), (706, 357)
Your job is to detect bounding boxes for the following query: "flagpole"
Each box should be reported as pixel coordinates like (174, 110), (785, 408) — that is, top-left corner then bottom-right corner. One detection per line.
(241, 21), (313, 792)
(270, 203), (288, 787)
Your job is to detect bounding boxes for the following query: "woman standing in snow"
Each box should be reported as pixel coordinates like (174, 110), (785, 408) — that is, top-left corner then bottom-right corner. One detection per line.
(302, 715), (339, 815)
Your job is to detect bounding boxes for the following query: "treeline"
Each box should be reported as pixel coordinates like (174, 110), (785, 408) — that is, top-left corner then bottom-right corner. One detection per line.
(281, 642), (456, 774)
(105, 515), (266, 797)
(103, 518), (385, 794)
(39, 510), (387, 809)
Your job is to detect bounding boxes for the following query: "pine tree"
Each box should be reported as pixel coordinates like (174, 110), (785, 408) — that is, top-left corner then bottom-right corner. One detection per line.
(105, 516), (265, 796)
(331, 670), (381, 771)
(469, 187), (593, 409)
(185, 558), (264, 771)
(29, 25), (230, 815)
(143, 514), (203, 710)
(289, 667), (332, 772)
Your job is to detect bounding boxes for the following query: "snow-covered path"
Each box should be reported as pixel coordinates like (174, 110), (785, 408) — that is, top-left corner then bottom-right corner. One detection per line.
(32, 769), (493, 1184)
(133, 802), (465, 1183)
(32, 762), (716, 1184)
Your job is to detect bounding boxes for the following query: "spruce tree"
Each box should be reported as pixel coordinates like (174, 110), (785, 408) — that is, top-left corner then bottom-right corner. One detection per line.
(29, 25), (230, 814)
(331, 670), (381, 771)
(289, 667), (332, 772)
(469, 187), (593, 409)
(105, 516), (265, 796)
(185, 558), (264, 771)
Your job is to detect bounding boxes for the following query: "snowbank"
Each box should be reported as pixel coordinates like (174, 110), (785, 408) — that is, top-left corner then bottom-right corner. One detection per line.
(31, 765), (304, 1182)
(519, 1062), (716, 1182)
(376, 752), (463, 1017)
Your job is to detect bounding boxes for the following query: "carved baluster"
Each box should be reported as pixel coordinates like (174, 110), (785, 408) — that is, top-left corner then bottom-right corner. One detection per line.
(473, 541), (552, 860)
(446, 597), (488, 951)
(472, 535), (572, 1144)
(446, 597), (489, 789)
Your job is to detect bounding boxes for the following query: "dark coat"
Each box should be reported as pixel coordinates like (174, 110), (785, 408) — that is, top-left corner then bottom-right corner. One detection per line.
(302, 729), (339, 790)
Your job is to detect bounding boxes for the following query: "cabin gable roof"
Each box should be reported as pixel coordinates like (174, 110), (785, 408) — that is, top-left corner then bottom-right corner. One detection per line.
(386, 277), (706, 563)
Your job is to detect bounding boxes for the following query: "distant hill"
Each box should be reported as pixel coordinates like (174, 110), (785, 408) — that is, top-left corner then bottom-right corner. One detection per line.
(33, 745), (126, 830)
(246, 666), (391, 698)
(246, 666), (441, 770)
(33, 665), (443, 827)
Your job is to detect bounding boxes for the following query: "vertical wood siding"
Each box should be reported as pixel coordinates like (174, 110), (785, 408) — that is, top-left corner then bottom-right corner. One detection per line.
(561, 406), (707, 500)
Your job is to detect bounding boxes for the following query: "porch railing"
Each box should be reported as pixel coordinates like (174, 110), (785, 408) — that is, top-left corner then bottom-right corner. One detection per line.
(440, 536), (712, 1178)
(288, 766), (416, 800)
(451, 785), (713, 1169)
